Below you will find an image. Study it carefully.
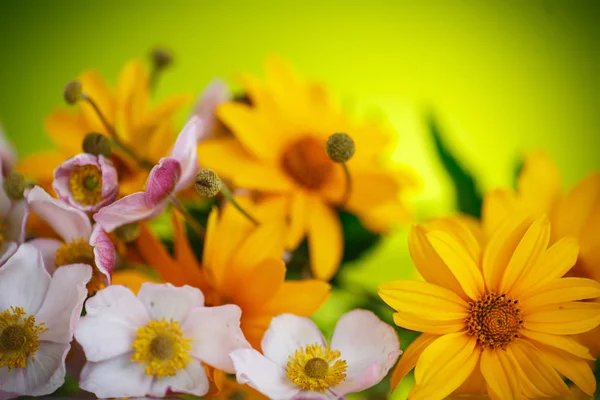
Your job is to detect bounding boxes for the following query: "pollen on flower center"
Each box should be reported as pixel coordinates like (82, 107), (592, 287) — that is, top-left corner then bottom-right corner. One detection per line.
(55, 238), (105, 295)
(0, 306), (47, 370)
(467, 293), (523, 348)
(281, 137), (334, 190)
(131, 319), (192, 378)
(286, 343), (347, 393)
(69, 164), (103, 206)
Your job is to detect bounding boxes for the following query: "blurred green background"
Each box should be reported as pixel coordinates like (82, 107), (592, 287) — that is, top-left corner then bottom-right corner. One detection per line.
(1, 1), (600, 398)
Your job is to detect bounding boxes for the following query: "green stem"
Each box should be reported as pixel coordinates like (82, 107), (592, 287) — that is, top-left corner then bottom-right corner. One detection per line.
(340, 162), (352, 207)
(220, 184), (260, 226)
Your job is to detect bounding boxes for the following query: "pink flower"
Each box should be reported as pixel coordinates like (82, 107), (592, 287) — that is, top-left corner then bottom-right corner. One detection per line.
(53, 153), (118, 213)
(0, 164), (28, 266)
(75, 283), (251, 398)
(26, 186), (116, 294)
(189, 79), (230, 142)
(0, 244), (91, 398)
(0, 123), (17, 174)
(94, 116), (203, 232)
(230, 310), (401, 399)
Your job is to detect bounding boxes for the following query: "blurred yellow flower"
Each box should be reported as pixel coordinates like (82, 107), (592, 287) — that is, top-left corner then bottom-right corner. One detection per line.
(16, 60), (190, 196)
(483, 152), (600, 356)
(379, 214), (600, 400)
(198, 58), (418, 281)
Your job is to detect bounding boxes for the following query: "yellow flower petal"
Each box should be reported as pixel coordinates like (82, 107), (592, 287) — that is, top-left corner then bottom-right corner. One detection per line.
(202, 206), (219, 286)
(286, 192), (308, 249)
(524, 302), (600, 335)
(231, 258), (286, 311)
(426, 217), (482, 261)
(345, 170), (401, 209)
(481, 188), (521, 238)
(137, 224), (187, 285)
(480, 347), (520, 400)
(307, 196), (342, 281)
(519, 277), (600, 312)
(111, 270), (161, 294)
(79, 69), (116, 132)
(16, 151), (67, 184)
(527, 236), (579, 287)
(389, 333), (439, 391)
(392, 313), (465, 335)
(510, 339), (569, 398)
(426, 230), (485, 300)
(260, 280), (331, 317)
(533, 342), (597, 396)
(43, 110), (88, 154)
(520, 330), (594, 360)
(172, 210), (206, 289)
(115, 60), (148, 134)
(517, 152), (562, 213)
(410, 333), (480, 400)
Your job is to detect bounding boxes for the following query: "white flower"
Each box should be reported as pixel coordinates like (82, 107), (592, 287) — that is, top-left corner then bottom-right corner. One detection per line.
(230, 310), (401, 400)
(75, 283), (251, 398)
(0, 244), (91, 398)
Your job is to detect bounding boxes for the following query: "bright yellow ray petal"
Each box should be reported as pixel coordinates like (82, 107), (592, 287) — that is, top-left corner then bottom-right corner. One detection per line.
(480, 347), (520, 400)
(230, 258), (285, 312)
(426, 230), (485, 301)
(260, 280), (330, 317)
(345, 170), (401, 209)
(357, 200), (413, 234)
(115, 60), (148, 135)
(510, 339), (570, 398)
(520, 330), (594, 360)
(172, 210), (206, 289)
(392, 313), (465, 335)
(527, 236), (579, 287)
(137, 224), (187, 286)
(410, 333), (480, 400)
(285, 192), (308, 249)
(518, 152), (562, 213)
(111, 270), (161, 294)
(481, 189), (521, 238)
(533, 342), (597, 396)
(519, 277), (600, 312)
(426, 217), (482, 261)
(16, 151), (67, 183)
(202, 206), (219, 284)
(307, 196), (342, 281)
(43, 110), (89, 153)
(523, 302), (600, 335)
(389, 333), (439, 391)
(79, 69), (116, 132)
(501, 216), (551, 296)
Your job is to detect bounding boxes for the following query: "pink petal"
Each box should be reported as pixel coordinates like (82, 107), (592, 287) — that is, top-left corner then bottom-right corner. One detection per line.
(5, 199), (28, 243)
(36, 264), (91, 344)
(0, 123), (17, 172)
(261, 314), (327, 368)
(149, 358), (209, 397)
(230, 348), (299, 399)
(75, 285), (150, 362)
(0, 167), (10, 217)
(330, 310), (401, 396)
(171, 117), (201, 192)
(93, 192), (165, 232)
(79, 354), (152, 398)
(189, 79), (230, 142)
(98, 155), (119, 200)
(27, 238), (63, 275)
(26, 186), (92, 242)
(137, 283), (204, 322)
(90, 225), (116, 283)
(145, 158), (181, 207)
(181, 304), (250, 373)
(0, 243), (50, 315)
(0, 241), (18, 266)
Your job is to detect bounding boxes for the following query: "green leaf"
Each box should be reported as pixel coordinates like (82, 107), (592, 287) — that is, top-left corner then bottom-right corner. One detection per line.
(338, 210), (382, 264)
(427, 113), (483, 218)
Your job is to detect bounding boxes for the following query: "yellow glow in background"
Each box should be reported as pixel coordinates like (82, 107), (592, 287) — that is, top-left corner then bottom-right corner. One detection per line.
(1, 1), (599, 397)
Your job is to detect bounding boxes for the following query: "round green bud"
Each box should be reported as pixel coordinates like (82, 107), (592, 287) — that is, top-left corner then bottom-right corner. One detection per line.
(63, 80), (83, 105)
(326, 133), (355, 163)
(82, 133), (112, 157)
(3, 172), (26, 200)
(150, 48), (173, 70)
(114, 223), (141, 243)
(195, 169), (222, 198)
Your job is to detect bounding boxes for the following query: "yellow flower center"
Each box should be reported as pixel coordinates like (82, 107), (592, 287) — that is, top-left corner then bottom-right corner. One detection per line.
(467, 293), (523, 349)
(69, 164), (103, 206)
(131, 319), (192, 378)
(55, 238), (105, 295)
(286, 343), (347, 393)
(281, 137), (334, 190)
(0, 306), (47, 370)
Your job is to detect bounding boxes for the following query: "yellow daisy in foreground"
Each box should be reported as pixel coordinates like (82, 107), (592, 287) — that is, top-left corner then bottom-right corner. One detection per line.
(198, 58), (418, 280)
(16, 60), (190, 195)
(484, 152), (600, 356)
(379, 214), (600, 400)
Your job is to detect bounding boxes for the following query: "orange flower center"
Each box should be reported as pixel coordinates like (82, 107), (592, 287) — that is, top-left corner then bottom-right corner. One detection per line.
(281, 137), (334, 190)
(467, 293), (523, 349)
(55, 238), (106, 295)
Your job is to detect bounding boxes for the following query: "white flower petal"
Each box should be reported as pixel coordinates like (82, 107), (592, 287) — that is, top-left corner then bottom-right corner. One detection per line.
(75, 285), (150, 362)
(330, 310), (400, 396)
(79, 353), (151, 398)
(137, 283), (204, 321)
(5, 199), (28, 243)
(292, 392), (332, 400)
(0, 243), (50, 314)
(181, 305), (250, 373)
(0, 241), (18, 266)
(230, 348), (299, 399)
(148, 358), (209, 397)
(36, 264), (92, 343)
(261, 314), (326, 368)
(0, 342), (69, 397)
(27, 238), (63, 275)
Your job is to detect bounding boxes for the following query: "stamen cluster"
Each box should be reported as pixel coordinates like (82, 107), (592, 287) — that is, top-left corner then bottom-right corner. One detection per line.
(467, 293), (523, 348)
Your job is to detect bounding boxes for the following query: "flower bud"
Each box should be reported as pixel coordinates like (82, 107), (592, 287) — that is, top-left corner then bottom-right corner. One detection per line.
(150, 47), (173, 70)
(63, 80), (83, 105)
(82, 133), (112, 157)
(114, 222), (141, 243)
(195, 169), (222, 198)
(3, 172), (26, 200)
(326, 133), (355, 163)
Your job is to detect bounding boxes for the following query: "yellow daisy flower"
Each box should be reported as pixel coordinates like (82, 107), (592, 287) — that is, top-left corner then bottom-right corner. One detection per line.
(379, 214), (600, 400)
(198, 58), (418, 280)
(16, 60), (190, 196)
(483, 152), (600, 356)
